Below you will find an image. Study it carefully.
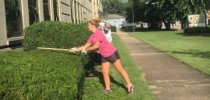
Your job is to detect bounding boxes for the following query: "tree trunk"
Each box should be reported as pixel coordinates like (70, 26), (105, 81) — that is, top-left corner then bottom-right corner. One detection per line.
(148, 22), (161, 29)
(163, 21), (171, 30)
(180, 16), (188, 29)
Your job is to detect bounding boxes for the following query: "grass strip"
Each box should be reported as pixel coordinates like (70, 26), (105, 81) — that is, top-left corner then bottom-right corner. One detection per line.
(130, 31), (210, 75)
(82, 34), (155, 100)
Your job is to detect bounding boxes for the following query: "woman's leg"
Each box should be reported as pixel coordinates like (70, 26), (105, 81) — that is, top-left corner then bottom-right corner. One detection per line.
(113, 59), (133, 91)
(101, 62), (111, 90)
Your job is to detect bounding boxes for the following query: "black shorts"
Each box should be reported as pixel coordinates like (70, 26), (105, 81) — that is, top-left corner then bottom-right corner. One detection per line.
(101, 51), (120, 63)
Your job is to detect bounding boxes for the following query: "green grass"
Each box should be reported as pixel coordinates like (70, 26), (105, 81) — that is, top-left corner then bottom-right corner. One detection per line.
(130, 31), (210, 75)
(82, 35), (155, 100)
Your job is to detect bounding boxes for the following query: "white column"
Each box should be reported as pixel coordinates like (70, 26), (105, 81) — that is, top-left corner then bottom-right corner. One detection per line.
(69, 0), (72, 22)
(92, 0), (94, 19)
(95, 0), (98, 18)
(79, 4), (82, 23)
(72, 0), (76, 23)
(75, 2), (79, 24)
(77, 3), (81, 23)
(37, 0), (44, 22)
(0, 0), (8, 46)
(80, 5), (83, 22)
(49, 0), (54, 21)
(20, 0), (29, 33)
(57, 0), (61, 21)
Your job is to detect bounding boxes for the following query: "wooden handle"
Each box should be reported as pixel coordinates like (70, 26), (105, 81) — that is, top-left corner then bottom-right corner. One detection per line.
(37, 47), (69, 52)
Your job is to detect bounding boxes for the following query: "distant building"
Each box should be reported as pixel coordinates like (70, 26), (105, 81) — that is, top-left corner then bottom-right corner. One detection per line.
(0, 0), (103, 47)
(102, 14), (125, 28)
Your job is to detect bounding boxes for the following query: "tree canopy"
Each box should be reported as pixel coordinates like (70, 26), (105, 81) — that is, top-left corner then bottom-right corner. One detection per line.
(101, 0), (126, 16)
(126, 0), (210, 29)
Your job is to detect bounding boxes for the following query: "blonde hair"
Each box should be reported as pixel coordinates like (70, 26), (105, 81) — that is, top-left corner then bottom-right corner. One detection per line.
(96, 17), (101, 22)
(88, 19), (99, 28)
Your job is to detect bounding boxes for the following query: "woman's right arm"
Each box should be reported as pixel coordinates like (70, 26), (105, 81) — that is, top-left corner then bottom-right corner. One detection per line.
(77, 43), (91, 51)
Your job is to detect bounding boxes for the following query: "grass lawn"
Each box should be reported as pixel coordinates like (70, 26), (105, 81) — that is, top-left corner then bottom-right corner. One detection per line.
(130, 31), (210, 75)
(82, 35), (155, 100)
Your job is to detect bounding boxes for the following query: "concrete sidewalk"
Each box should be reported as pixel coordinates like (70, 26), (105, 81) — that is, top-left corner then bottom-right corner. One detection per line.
(116, 31), (210, 100)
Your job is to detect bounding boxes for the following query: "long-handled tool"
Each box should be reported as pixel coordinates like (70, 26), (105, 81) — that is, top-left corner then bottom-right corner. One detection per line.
(37, 47), (75, 52)
(37, 47), (87, 54)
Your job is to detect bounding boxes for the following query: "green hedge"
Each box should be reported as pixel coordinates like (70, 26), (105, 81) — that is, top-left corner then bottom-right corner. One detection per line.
(1, 21), (99, 99)
(111, 26), (117, 32)
(184, 27), (210, 34)
(23, 21), (99, 75)
(0, 50), (85, 99)
(24, 21), (90, 51)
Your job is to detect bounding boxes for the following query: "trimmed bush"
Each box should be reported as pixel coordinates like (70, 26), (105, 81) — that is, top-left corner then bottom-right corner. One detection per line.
(24, 21), (90, 51)
(111, 26), (117, 32)
(184, 27), (210, 34)
(1, 21), (100, 99)
(24, 21), (100, 75)
(23, 21), (98, 74)
(0, 50), (85, 99)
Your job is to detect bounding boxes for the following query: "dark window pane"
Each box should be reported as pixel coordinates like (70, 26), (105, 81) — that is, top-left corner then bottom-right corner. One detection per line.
(53, 0), (59, 21)
(5, 0), (22, 38)
(28, 0), (39, 25)
(43, 0), (50, 21)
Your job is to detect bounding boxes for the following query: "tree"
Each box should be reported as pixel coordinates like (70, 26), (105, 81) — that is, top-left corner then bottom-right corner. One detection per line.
(101, 0), (126, 16)
(126, 0), (163, 29)
(126, 0), (209, 29)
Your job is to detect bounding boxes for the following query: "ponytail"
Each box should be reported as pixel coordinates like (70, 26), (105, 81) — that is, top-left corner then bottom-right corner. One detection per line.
(89, 19), (99, 27)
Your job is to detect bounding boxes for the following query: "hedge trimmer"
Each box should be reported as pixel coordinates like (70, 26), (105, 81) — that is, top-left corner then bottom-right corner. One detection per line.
(37, 47), (87, 54)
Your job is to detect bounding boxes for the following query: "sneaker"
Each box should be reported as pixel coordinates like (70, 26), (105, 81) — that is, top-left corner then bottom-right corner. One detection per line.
(104, 89), (111, 94)
(127, 84), (134, 95)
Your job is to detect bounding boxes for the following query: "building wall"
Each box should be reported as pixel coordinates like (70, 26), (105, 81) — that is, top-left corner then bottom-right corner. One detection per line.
(58, 0), (72, 23)
(0, 0), (7, 46)
(0, 0), (103, 47)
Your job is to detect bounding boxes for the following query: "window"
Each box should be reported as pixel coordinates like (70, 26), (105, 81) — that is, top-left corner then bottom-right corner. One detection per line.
(43, 0), (50, 21)
(5, 0), (22, 37)
(28, 0), (39, 25)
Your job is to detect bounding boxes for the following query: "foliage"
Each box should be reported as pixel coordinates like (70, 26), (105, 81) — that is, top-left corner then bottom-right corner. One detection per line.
(0, 50), (85, 99)
(24, 21), (97, 80)
(184, 27), (210, 34)
(101, 0), (126, 16)
(24, 21), (90, 51)
(126, 0), (209, 29)
(111, 26), (117, 32)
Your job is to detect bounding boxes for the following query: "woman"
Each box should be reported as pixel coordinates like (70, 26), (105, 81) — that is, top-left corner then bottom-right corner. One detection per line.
(74, 19), (133, 94)
(103, 22), (112, 43)
(98, 22), (112, 43)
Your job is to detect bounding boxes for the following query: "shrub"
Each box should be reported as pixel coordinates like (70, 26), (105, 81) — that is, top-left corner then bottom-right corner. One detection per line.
(24, 21), (99, 75)
(184, 27), (210, 34)
(24, 21), (90, 51)
(0, 50), (85, 99)
(19, 21), (97, 99)
(111, 26), (117, 32)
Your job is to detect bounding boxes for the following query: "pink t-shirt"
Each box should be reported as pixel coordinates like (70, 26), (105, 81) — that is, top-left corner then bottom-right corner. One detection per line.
(87, 29), (116, 57)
